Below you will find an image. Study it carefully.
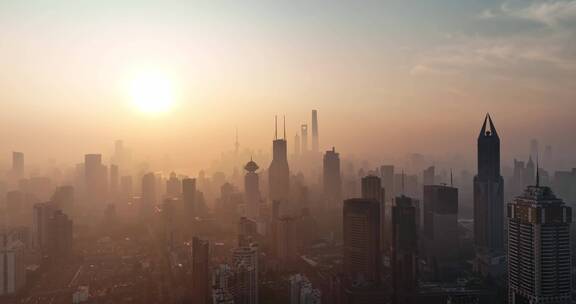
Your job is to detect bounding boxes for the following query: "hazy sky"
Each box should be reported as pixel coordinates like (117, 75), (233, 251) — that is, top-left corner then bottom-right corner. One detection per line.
(1, 0), (575, 170)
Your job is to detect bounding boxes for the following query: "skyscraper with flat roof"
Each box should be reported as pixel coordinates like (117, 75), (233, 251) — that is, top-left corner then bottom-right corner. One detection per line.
(507, 181), (572, 304)
(392, 195), (418, 304)
(323, 147), (342, 206)
(343, 198), (381, 285)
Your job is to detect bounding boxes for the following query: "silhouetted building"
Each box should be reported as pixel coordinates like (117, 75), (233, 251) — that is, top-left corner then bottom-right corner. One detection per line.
(294, 133), (301, 156)
(268, 116), (290, 202)
(110, 164), (119, 198)
(141, 172), (156, 217)
(473, 114), (504, 273)
(323, 147), (342, 206)
(192, 237), (210, 304)
(311, 110), (319, 153)
(182, 178), (197, 216)
(46, 210), (73, 260)
(380, 165), (394, 202)
(12, 151), (24, 178)
(276, 216), (297, 264)
(0, 233), (26, 296)
(507, 181), (572, 304)
(361, 175), (386, 261)
(423, 185), (459, 280)
(423, 166), (435, 186)
(290, 274), (321, 304)
(392, 195), (418, 304)
(120, 175), (133, 202)
(51, 186), (74, 217)
(301, 124), (309, 153)
(32, 202), (55, 250)
(343, 198), (381, 285)
(84, 154), (108, 207)
(244, 159), (261, 218)
(166, 172), (181, 198)
(232, 243), (259, 304)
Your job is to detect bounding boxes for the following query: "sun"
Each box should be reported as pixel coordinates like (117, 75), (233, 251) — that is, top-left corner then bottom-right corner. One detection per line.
(129, 72), (175, 114)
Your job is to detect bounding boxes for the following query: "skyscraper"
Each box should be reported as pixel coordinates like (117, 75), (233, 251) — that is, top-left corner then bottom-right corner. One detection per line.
(361, 175), (386, 256)
(244, 158), (261, 218)
(301, 124), (308, 153)
(192, 237), (210, 304)
(507, 181), (572, 304)
(182, 178), (197, 216)
(323, 147), (342, 206)
(294, 133), (301, 157)
(311, 110), (319, 153)
(232, 243), (259, 304)
(423, 184), (458, 280)
(343, 198), (381, 285)
(473, 114), (504, 257)
(141, 172), (156, 217)
(380, 165), (394, 202)
(392, 195), (418, 303)
(268, 116), (290, 202)
(12, 152), (24, 178)
(423, 166), (435, 186)
(84, 154), (108, 207)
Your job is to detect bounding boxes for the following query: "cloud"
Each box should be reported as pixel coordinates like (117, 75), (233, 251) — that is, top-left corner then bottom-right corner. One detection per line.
(485, 1), (576, 27)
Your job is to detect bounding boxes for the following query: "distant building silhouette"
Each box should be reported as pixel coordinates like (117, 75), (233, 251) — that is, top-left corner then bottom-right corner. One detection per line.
(507, 181), (572, 303)
(473, 114), (505, 274)
(141, 172), (156, 216)
(182, 178), (197, 216)
(301, 124), (308, 154)
(268, 116), (290, 202)
(192, 237), (210, 304)
(12, 151), (24, 178)
(84, 154), (108, 207)
(380, 165), (395, 202)
(244, 158), (261, 218)
(392, 195), (418, 304)
(361, 175), (386, 260)
(423, 185), (459, 280)
(343, 198), (381, 285)
(323, 147), (342, 206)
(311, 110), (319, 153)
(423, 166), (435, 186)
(232, 243), (259, 304)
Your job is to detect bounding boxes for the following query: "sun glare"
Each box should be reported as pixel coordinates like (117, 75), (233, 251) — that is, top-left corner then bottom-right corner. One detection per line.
(129, 72), (175, 114)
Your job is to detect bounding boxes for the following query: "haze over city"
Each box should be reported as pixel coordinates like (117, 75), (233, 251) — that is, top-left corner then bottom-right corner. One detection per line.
(1, 1), (576, 304)
(1, 1), (576, 171)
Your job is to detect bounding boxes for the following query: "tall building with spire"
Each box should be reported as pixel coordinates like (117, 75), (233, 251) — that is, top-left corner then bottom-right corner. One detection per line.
(507, 174), (572, 304)
(300, 124), (308, 154)
(311, 110), (319, 153)
(474, 114), (505, 272)
(268, 116), (290, 202)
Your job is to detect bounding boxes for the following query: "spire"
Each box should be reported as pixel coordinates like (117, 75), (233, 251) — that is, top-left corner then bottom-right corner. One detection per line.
(479, 113), (498, 138)
(401, 169), (405, 195)
(487, 113), (498, 137)
(536, 153), (540, 187)
(275, 116), (278, 140)
(283, 115), (286, 140)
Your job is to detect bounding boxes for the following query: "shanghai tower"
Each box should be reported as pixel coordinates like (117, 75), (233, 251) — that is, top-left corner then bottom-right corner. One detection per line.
(474, 114), (504, 257)
(268, 116), (290, 202)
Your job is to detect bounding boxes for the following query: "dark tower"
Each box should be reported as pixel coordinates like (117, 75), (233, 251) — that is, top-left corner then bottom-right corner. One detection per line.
(392, 195), (418, 304)
(269, 116), (290, 202)
(323, 147), (342, 205)
(474, 114), (504, 261)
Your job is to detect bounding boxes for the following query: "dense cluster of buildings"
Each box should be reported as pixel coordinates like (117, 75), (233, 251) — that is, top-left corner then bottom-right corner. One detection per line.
(0, 111), (575, 303)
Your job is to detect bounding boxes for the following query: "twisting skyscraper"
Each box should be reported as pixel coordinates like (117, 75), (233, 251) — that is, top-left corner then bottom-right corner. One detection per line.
(474, 114), (505, 273)
(268, 116), (290, 202)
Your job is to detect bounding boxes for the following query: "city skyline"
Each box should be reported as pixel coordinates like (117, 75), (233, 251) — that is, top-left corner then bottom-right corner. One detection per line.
(1, 1), (576, 169)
